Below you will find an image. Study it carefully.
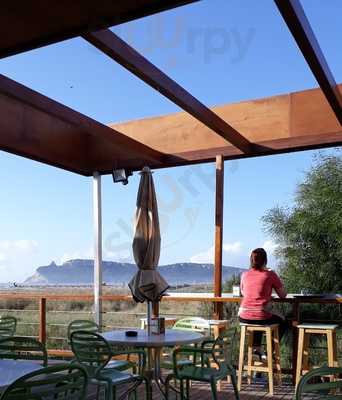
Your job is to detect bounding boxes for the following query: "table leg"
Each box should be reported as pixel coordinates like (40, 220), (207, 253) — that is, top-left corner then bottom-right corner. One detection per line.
(154, 347), (183, 399)
(147, 348), (153, 371)
(154, 348), (170, 399)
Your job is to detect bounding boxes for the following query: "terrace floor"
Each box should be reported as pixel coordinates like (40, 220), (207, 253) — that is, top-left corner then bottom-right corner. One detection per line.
(86, 379), (301, 399)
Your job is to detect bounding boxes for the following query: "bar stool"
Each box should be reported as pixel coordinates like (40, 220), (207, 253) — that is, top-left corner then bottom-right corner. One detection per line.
(296, 323), (339, 387)
(238, 323), (281, 395)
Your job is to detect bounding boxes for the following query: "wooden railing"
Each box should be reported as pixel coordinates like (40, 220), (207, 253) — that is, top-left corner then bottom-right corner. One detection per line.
(0, 292), (341, 364)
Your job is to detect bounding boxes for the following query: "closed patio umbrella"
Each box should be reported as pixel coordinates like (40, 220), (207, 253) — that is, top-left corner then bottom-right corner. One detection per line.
(129, 167), (169, 329)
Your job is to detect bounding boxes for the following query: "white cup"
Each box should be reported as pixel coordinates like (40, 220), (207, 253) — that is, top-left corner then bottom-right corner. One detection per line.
(233, 285), (241, 297)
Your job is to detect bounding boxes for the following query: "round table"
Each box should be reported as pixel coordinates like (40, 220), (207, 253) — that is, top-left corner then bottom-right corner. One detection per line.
(0, 359), (42, 391)
(102, 329), (203, 398)
(102, 328), (203, 348)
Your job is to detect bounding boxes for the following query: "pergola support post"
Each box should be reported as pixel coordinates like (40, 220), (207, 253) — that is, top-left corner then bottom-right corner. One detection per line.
(93, 172), (103, 329)
(213, 155), (224, 320)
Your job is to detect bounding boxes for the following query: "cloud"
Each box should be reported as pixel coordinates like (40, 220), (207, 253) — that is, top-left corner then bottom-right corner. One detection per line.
(223, 242), (243, 254)
(0, 240), (39, 283)
(262, 240), (279, 255)
(190, 241), (243, 264)
(59, 248), (93, 265)
(190, 246), (214, 264)
(104, 249), (132, 263)
(59, 246), (132, 265)
(0, 240), (38, 257)
(262, 240), (280, 268)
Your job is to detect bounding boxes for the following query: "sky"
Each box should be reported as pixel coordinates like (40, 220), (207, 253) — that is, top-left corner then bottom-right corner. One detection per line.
(0, 0), (341, 282)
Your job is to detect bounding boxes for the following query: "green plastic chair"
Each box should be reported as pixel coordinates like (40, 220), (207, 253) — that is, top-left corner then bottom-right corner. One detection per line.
(169, 327), (239, 400)
(68, 319), (137, 373)
(0, 336), (47, 366)
(172, 317), (210, 334)
(68, 319), (135, 372)
(70, 330), (149, 400)
(0, 363), (88, 400)
(67, 319), (99, 341)
(295, 365), (342, 399)
(0, 316), (16, 337)
(161, 317), (210, 371)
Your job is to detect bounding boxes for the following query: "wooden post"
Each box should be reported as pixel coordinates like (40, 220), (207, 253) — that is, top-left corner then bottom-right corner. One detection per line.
(39, 297), (47, 345)
(213, 155), (224, 319)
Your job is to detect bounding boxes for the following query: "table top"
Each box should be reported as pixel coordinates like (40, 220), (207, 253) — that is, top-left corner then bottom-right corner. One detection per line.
(102, 329), (204, 348)
(165, 292), (342, 303)
(0, 359), (42, 390)
(140, 318), (227, 326)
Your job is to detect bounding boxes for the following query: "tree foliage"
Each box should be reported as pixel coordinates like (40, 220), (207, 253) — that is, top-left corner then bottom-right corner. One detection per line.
(262, 152), (342, 294)
(223, 274), (241, 292)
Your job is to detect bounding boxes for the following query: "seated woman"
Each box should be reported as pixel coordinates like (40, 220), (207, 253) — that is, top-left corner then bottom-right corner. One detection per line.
(239, 248), (288, 353)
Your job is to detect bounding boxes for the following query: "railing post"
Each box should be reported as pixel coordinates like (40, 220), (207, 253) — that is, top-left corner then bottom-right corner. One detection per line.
(214, 155), (224, 320)
(39, 297), (47, 345)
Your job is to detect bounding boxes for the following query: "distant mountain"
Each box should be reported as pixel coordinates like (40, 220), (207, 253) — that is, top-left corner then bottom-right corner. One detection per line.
(24, 259), (246, 286)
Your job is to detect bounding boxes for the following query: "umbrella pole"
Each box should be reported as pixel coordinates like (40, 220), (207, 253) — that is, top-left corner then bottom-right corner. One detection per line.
(147, 301), (152, 335)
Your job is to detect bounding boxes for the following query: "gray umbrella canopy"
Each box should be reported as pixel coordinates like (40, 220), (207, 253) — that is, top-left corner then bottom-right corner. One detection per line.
(129, 167), (169, 302)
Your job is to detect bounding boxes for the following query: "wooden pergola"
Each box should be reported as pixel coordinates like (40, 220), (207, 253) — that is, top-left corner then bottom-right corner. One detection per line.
(1, 0), (341, 322)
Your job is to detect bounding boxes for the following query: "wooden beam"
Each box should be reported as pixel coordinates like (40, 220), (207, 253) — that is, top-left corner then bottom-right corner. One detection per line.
(274, 0), (342, 125)
(0, 74), (164, 175)
(168, 132), (342, 166)
(213, 155), (224, 320)
(109, 85), (342, 171)
(0, 1), (199, 59)
(83, 29), (252, 153)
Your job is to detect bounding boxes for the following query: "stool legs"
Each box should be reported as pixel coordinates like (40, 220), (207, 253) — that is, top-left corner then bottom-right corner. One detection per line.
(327, 330), (339, 384)
(327, 330), (338, 367)
(237, 325), (246, 391)
(247, 331), (254, 385)
(266, 327), (274, 396)
(238, 325), (281, 395)
(302, 333), (310, 374)
(296, 328), (305, 387)
(296, 327), (339, 387)
(273, 326), (282, 386)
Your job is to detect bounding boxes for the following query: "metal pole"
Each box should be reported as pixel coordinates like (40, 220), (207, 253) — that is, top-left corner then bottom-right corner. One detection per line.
(147, 301), (152, 336)
(93, 172), (103, 329)
(214, 155), (224, 320)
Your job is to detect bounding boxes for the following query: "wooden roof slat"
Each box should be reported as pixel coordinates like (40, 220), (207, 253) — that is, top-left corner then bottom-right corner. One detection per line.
(109, 85), (342, 171)
(0, 1), (199, 59)
(275, 0), (342, 125)
(168, 132), (342, 166)
(0, 74), (164, 175)
(83, 29), (252, 154)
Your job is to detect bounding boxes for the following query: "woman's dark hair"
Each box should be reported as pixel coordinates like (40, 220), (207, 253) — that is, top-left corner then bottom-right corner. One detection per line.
(250, 248), (267, 270)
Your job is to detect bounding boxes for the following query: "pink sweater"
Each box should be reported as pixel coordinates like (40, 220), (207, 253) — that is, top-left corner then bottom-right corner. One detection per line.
(239, 269), (286, 320)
